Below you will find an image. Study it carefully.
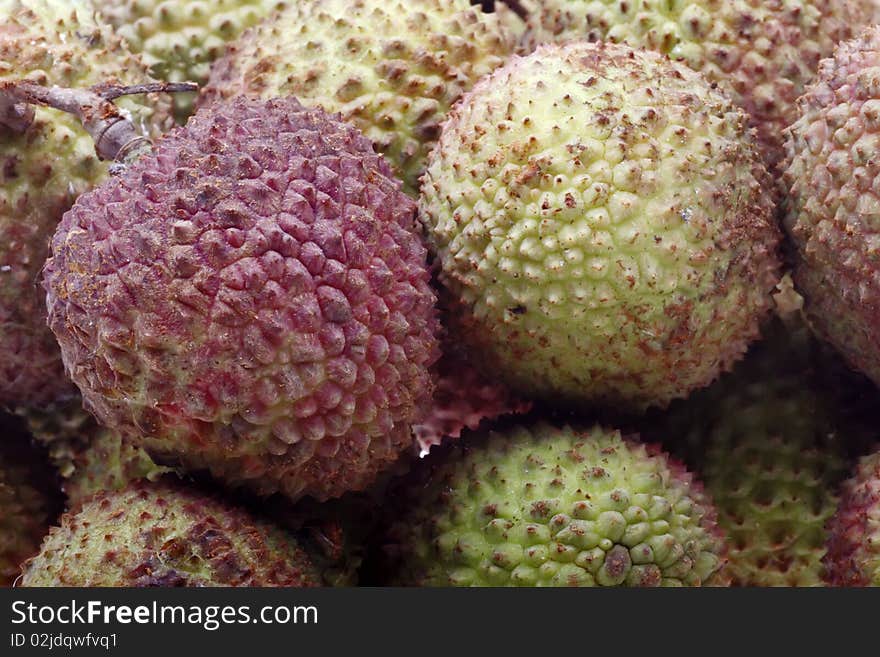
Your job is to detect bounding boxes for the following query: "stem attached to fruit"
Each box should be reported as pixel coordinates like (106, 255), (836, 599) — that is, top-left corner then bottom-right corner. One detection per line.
(0, 80), (197, 164)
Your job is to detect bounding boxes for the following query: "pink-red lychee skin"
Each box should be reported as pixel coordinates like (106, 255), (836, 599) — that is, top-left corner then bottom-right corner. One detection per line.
(823, 451), (880, 586)
(43, 97), (440, 502)
(783, 26), (880, 386)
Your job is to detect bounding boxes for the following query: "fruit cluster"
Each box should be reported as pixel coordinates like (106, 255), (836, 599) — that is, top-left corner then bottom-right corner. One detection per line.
(2, 0), (880, 587)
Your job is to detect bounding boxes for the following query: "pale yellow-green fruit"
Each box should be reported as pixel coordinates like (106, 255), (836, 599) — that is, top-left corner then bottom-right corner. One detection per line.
(420, 41), (781, 410)
(387, 423), (729, 587)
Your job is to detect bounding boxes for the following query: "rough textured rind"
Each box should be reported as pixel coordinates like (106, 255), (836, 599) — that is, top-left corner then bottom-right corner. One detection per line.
(824, 451), (880, 585)
(783, 26), (880, 388)
(0, 0), (172, 408)
(20, 480), (321, 587)
(200, 0), (521, 194)
(386, 423), (728, 587)
(523, 0), (871, 169)
(44, 97), (439, 502)
(655, 323), (855, 586)
(0, 416), (61, 586)
(420, 41), (781, 411)
(96, 0), (289, 119)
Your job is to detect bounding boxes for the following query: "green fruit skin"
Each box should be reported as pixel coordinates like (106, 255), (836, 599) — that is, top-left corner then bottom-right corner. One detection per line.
(420, 41), (781, 411)
(20, 480), (321, 587)
(655, 319), (878, 585)
(388, 423), (728, 587)
(523, 0), (872, 169)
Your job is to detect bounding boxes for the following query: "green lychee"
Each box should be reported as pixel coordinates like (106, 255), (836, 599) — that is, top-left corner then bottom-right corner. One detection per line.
(17, 394), (173, 507)
(94, 0), (288, 120)
(20, 480), (321, 586)
(61, 428), (173, 509)
(385, 422), (728, 587)
(656, 324), (860, 586)
(420, 41), (781, 411)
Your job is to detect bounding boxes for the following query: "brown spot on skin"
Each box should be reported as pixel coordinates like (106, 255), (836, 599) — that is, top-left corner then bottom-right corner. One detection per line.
(2, 155), (18, 180)
(602, 545), (631, 582)
(566, 449), (585, 463)
(530, 500), (551, 519)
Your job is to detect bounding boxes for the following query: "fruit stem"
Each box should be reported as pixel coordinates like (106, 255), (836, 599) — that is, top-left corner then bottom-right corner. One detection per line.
(0, 80), (197, 164)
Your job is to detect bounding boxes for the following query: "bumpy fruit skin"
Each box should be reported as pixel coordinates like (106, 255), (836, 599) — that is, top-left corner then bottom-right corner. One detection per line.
(783, 26), (880, 388)
(387, 423), (728, 587)
(44, 97), (439, 502)
(200, 0), (521, 194)
(824, 451), (880, 586)
(523, 0), (871, 169)
(421, 42), (780, 411)
(658, 325), (853, 586)
(20, 481), (321, 586)
(0, 418), (60, 586)
(0, 0), (172, 408)
(96, 0), (288, 119)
